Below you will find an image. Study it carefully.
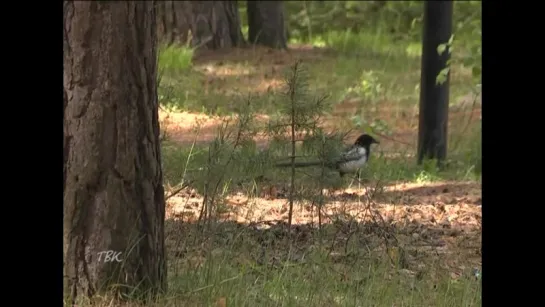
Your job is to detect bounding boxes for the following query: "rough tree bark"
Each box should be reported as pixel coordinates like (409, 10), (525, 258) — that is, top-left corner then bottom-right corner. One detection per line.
(192, 1), (245, 49)
(156, 1), (245, 49)
(63, 1), (166, 302)
(247, 1), (287, 49)
(156, 1), (194, 45)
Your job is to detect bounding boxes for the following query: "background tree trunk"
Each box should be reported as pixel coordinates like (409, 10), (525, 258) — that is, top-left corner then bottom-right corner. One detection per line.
(63, 1), (166, 302)
(191, 1), (246, 49)
(247, 1), (287, 49)
(156, 1), (245, 49)
(156, 1), (194, 45)
(417, 1), (453, 166)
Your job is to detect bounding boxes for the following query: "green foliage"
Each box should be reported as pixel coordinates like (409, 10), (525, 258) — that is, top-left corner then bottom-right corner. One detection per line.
(157, 43), (200, 112)
(284, 1), (481, 91)
(285, 1), (479, 45)
(352, 70), (384, 101)
(449, 121), (482, 178)
(268, 61), (336, 226)
(268, 62), (330, 136)
(158, 43), (194, 73)
(285, 1), (423, 42)
(436, 34), (455, 86)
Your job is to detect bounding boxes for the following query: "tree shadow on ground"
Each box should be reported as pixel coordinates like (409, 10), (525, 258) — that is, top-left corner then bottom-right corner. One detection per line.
(163, 175), (482, 304)
(324, 181), (481, 207)
(165, 179), (481, 262)
(164, 216), (481, 277)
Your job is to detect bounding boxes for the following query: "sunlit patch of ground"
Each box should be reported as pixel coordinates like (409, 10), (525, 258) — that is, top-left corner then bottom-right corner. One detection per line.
(199, 63), (255, 77)
(193, 44), (332, 66)
(165, 180), (481, 278)
(159, 44), (480, 155)
(166, 181), (480, 227)
(159, 102), (480, 154)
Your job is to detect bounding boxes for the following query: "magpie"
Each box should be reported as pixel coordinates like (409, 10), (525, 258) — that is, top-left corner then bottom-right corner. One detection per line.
(274, 134), (380, 177)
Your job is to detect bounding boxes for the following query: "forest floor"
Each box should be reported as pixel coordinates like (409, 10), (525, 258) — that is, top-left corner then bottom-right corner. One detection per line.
(156, 44), (482, 306)
(159, 44), (481, 149)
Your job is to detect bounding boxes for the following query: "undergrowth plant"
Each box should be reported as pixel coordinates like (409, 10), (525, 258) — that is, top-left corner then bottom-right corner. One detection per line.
(266, 60), (332, 232)
(195, 97), (260, 227)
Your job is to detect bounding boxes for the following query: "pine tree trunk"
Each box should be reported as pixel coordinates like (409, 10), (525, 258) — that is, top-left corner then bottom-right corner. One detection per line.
(157, 1), (245, 49)
(63, 1), (166, 302)
(192, 0), (246, 49)
(156, 1), (194, 45)
(247, 1), (287, 49)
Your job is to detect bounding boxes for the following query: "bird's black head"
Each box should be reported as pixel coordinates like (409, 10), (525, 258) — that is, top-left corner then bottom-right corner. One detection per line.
(354, 134), (379, 147)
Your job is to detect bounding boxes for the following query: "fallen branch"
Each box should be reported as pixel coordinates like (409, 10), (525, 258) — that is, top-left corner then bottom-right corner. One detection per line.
(165, 180), (193, 200)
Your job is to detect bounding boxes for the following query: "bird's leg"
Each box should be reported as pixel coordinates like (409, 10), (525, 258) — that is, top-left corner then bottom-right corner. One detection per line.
(347, 172), (358, 190)
(357, 169), (361, 191)
(357, 169), (361, 205)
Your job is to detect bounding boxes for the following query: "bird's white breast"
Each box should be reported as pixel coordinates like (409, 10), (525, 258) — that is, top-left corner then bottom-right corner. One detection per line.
(338, 147), (368, 173)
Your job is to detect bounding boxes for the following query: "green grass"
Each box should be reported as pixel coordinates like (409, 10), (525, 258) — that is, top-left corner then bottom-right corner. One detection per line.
(77, 216), (481, 307)
(158, 43), (194, 73)
(296, 29), (419, 58)
(161, 229), (482, 306)
(161, 136), (481, 191)
(157, 28), (477, 114)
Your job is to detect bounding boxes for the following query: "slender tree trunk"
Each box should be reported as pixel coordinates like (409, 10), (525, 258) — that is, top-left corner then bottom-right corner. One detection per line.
(63, 1), (166, 303)
(417, 1), (453, 166)
(247, 1), (287, 49)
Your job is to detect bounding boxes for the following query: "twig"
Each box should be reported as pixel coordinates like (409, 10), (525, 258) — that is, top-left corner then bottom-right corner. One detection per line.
(165, 181), (193, 200)
(370, 131), (414, 147)
(247, 219), (286, 228)
(287, 60), (303, 238)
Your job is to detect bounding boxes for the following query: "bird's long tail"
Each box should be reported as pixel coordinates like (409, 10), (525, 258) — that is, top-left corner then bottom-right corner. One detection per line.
(274, 160), (331, 168)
